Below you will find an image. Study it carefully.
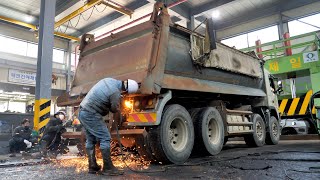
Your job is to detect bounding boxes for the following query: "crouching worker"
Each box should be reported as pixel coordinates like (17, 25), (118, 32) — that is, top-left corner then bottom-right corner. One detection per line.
(40, 111), (69, 158)
(9, 119), (36, 157)
(79, 78), (138, 175)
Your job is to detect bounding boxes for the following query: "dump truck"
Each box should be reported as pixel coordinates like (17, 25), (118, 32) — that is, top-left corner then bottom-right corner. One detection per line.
(57, 2), (280, 164)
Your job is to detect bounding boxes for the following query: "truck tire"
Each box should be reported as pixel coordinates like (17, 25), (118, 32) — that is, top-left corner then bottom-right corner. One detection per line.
(244, 114), (266, 147)
(194, 107), (224, 155)
(149, 104), (194, 164)
(265, 116), (280, 145)
(189, 108), (201, 121)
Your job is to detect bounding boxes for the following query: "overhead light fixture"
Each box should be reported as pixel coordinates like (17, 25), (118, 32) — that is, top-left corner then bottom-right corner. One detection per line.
(24, 15), (34, 23)
(212, 10), (220, 19)
(12, 91), (30, 95)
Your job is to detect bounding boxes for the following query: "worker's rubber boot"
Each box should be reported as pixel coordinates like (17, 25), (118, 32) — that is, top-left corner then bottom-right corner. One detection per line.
(86, 148), (101, 174)
(101, 148), (124, 176)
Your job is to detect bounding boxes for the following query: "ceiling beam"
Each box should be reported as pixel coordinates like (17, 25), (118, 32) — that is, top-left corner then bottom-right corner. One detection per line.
(215, 0), (319, 30)
(55, 0), (80, 16)
(73, 0), (149, 36)
(191, 0), (235, 16)
(167, 0), (190, 19)
(0, 15), (79, 41)
(54, 0), (102, 28)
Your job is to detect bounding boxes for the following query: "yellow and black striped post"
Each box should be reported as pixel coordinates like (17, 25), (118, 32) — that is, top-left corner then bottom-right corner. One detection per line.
(34, 99), (51, 134)
(33, 0), (56, 134)
(279, 90), (316, 116)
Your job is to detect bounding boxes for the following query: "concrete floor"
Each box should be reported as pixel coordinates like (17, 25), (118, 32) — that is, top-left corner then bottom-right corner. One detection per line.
(0, 140), (320, 180)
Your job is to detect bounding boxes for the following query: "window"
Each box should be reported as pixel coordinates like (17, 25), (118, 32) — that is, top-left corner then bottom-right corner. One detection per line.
(26, 43), (38, 58)
(53, 49), (65, 63)
(247, 26), (279, 47)
(221, 34), (248, 49)
(8, 101), (26, 113)
(0, 34), (68, 64)
(221, 26), (279, 49)
(288, 13), (320, 36)
(0, 101), (8, 112)
(0, 36), (28, 56)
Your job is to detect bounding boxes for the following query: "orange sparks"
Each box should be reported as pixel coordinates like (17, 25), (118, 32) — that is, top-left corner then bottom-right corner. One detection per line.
(52, 141), (150, 173)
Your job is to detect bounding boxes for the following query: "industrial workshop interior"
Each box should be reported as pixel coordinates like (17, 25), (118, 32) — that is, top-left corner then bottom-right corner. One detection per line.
(0, 0), (320, 179)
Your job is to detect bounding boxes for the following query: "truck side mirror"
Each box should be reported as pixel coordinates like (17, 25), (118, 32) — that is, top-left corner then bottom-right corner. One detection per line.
(276, 81), (283, 94)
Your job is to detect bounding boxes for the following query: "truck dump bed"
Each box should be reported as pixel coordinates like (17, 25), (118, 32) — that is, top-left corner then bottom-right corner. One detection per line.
(57, 4), (266, 106)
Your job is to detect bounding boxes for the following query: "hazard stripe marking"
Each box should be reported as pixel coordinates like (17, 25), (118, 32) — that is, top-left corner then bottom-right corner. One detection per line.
(40, 100), (51, 110)
(144, 113), (155, 122)
(127, 113), (157, 123)
(279, 90), (316, 116)
(299, 90), (313, 115)
(131, 114), (142, 122)
(279, 99), (288, 114)
(288, 98), (300, 116)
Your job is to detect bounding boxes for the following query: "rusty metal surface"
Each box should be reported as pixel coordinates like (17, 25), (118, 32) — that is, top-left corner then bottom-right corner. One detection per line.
(71, 32), (153, 96)
(162, 74), (266, 97)
(165, 30), (264, 91)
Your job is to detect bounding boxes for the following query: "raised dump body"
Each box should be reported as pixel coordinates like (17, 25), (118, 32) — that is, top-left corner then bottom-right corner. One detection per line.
(58, 2), (280, 164)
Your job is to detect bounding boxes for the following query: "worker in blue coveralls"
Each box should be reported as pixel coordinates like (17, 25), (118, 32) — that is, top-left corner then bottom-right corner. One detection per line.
(79, 78), (138, 176)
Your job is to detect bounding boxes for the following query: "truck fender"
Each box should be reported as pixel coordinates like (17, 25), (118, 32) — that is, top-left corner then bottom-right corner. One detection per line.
(154, 91), (172, 125)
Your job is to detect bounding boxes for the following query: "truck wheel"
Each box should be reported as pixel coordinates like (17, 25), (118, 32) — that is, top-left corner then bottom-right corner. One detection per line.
(194, 107), (224, 155)
(149, 104), (194, 164)
(265, 116), (280, 145)
(244, 114), (266, 147)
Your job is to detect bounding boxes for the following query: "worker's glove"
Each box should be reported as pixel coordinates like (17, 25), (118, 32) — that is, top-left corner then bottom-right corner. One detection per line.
(110, 92), (120, 113)
(23, 139), (32, 148)
(110, 104), (119, 113)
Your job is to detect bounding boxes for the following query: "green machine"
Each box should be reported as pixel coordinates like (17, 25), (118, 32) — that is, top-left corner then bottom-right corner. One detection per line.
(242, 31), (320, 134)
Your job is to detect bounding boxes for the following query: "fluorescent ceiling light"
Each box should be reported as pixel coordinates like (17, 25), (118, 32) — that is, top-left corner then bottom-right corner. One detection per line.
(12, 91), (30, 95)
(24, 15), (34, 23)
(212, 10), (220, 19)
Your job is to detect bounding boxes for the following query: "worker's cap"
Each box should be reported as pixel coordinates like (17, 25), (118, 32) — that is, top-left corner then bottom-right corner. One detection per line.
(54, 110), (66, 117)
(127, 79), (139, 94)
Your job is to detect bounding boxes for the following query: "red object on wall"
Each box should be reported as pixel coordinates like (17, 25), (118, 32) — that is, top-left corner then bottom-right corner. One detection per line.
(283, 32), (292, 56)
(255, 40), (263, 59)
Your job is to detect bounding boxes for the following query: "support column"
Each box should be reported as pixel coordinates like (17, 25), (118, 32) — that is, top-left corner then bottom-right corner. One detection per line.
(278, 13), (289, 39)
(66, 41), (72, 92)
(34, 0), (56, 133)
(187, 15), (195, 30)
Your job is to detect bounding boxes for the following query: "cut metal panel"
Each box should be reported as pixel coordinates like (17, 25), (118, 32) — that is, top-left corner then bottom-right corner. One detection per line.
(191, 35), (262, 78)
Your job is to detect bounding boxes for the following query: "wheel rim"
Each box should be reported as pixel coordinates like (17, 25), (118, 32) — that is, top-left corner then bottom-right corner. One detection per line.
(169, 118), (188, 152)
(272, 122), (278, 138)
(207, 117), (220, 144)
(256, 121), (264, 140)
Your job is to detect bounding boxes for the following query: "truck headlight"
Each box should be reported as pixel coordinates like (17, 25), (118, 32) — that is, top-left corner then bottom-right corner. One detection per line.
(291, 122), (296, 126)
